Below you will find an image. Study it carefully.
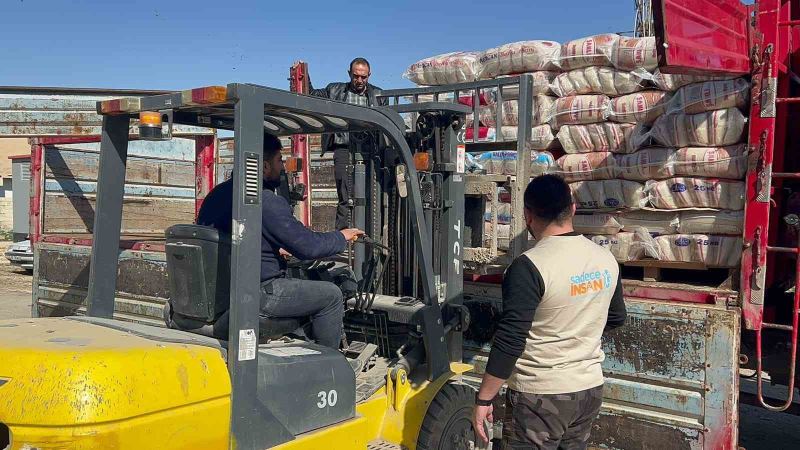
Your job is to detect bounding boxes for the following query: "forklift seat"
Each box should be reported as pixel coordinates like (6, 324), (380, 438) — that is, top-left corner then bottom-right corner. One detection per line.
(163, 224), (304, 341)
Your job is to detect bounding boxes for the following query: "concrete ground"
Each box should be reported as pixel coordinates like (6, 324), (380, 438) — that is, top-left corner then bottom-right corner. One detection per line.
(0, 241), (799, 448)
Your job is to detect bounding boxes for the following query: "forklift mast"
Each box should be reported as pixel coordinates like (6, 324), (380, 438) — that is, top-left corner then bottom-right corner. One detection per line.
(90, 84), (469, 448)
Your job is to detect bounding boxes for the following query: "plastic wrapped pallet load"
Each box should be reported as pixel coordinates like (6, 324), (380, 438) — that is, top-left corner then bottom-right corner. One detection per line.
(655, 234), (743, 267)
(571, 179), (646, 210)
(478, 41), (561, 79)
(549, 95), (611, 128)
(617, 210), (679, 235)
(665, 78), (750, 115)
(616, 147), (676, 181)
(475, 96), (556, 127)
(551, 67), (648, 97)
(465, 125), (559, 150)
(559, 34), (619, 70)
(609, 91), (673, 124)
(403, 52), (481, 86)
(473, 150), (555, 176)
(573, 213), (623, 235)
(645, 177), (746, 210)
(672, 144), (748, 179)
(589, 231), (659, 262)
(678, 210), (745, 235)
(494, 71), (559, 97)
(558, 123), (636, 154)
(651, 69), (734, 91)
(639, 107), (747, 148)
(556, 152), (618, 181)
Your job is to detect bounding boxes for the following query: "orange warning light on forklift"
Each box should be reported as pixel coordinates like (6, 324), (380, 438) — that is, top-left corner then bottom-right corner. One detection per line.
(414, 152), (432, 172)
(284, 157), (302, 174)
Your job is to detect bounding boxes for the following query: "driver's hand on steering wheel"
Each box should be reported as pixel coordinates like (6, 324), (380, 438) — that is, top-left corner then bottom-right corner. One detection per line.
(340, 228), (365, 242)
(278, 248), (292, 260)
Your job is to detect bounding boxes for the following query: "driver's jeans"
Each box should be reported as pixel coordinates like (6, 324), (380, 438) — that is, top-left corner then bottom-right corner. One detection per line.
(260, 277), (344, 349)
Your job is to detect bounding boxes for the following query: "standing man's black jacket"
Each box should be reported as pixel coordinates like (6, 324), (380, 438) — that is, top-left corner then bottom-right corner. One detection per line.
(309, 82), (388, 156)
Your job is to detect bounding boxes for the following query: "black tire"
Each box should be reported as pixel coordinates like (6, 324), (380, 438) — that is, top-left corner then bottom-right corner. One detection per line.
(417, 383), (478, 450)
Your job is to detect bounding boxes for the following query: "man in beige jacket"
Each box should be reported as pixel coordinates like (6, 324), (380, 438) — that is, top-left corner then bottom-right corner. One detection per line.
(472, 174), (626, 449)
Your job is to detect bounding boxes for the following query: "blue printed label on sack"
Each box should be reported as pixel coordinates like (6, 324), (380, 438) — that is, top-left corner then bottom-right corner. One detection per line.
(675, 237), (691, 247)
(671, 183), (687, 193)
(604, 198), (620, 207)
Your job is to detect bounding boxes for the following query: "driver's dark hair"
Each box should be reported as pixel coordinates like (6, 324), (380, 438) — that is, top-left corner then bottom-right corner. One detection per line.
(263, 132), (283, 159)
(349, 57), (371, 73)
(524, 174), (574, 224)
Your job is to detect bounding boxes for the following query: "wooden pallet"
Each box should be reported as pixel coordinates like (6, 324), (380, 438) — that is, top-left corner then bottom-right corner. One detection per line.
(621, 259), (737, 285)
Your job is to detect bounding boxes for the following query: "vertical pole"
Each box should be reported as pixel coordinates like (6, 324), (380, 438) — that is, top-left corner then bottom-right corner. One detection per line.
(194, 134), (216, 219)
(228, 93), (293, 449)
(29, 141), (43, 318)
(510, 75), (533, 260)
(442, 124), (465, 364)
(289, 62), (312, 226)
(86, 114), (130, 318)
(353, 162), (366, 280)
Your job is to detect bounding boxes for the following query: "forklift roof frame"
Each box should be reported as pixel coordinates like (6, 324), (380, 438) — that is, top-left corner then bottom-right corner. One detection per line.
(90, 83), (469, 448)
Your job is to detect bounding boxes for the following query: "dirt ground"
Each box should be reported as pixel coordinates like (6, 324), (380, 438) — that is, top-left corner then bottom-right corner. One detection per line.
(0, 241), (34, 319)
(0, 241), (799, 448)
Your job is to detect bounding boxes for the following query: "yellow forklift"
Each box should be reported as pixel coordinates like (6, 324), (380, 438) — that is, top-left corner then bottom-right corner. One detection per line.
(0, 84), (479, 449)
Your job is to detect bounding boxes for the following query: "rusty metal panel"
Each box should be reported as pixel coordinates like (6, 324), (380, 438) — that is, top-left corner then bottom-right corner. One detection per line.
(461, 283), (740, 450)
(34, 242), (168, 326)
(597, 299), (740, 449)
(652, 0), (750, 75)
(0, 87), (213, 136)
(41, 140), (196, 236)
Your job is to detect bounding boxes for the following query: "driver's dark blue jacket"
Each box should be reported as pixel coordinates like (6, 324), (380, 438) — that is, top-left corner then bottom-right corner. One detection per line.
(197, 178), (347, 281)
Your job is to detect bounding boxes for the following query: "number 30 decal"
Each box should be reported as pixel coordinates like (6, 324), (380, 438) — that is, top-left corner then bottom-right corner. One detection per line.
(317, 390), (338, 408)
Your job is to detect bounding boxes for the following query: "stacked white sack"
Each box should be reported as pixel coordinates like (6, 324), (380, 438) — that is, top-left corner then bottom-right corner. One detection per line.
(551, 67), (648, 97)
(654, 234), (743, 267)
(571, 180), (646, 210)
(549, 95), (611, 128)
(645, 177), (746, 210)
(556, 152), (618, 182)
(574, 213), (624, 235)
(589, 230), (659, 262)
(478, 41), (561, 79)
(616, 210), (679, 235)
(403, 52), (481, 86)
(558, 123), (637, 154)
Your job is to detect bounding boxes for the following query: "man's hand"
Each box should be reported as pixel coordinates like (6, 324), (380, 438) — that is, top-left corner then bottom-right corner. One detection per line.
(472, 403), (494, 444)
(340, 228), (365, 242)
(278, 248), (292, 260)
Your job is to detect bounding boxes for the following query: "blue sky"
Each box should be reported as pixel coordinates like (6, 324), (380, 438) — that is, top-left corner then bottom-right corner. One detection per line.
(0, 0), (634, 91)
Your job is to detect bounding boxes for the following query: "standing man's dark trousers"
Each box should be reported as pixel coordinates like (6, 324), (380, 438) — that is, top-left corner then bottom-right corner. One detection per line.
(333, 146), (351, 231)
(502, 386), (603, 450)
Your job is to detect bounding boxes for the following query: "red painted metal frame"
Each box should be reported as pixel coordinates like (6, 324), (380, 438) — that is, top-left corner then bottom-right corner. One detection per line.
(194, 135), (216, 216)
(289, 62), (312, 227)
(652, 0), (751, 74)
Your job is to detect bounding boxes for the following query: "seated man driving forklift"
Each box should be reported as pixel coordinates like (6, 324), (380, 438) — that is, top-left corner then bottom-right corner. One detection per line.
(197, 133), (364, 348)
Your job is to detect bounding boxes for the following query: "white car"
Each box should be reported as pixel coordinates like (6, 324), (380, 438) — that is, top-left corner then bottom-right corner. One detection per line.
(5, 240), (33, 272)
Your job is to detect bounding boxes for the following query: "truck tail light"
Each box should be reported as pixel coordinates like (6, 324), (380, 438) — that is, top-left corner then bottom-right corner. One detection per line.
(181, 86), (228, 106)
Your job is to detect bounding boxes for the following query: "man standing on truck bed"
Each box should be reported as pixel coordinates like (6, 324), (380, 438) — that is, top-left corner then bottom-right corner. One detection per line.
(197, 133), (364, 349)
(308, 57), (388, 230)
(472, 175), (627, 449)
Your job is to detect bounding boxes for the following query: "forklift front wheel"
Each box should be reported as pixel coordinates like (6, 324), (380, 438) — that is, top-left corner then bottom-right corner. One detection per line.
(416, 382), (478, 450)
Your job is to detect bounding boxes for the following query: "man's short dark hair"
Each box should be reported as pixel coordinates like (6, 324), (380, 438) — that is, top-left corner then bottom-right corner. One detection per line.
(263, 133), (283, 159)
(349, 57), (371, 72)
(524, 174), (574, 224)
